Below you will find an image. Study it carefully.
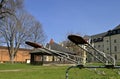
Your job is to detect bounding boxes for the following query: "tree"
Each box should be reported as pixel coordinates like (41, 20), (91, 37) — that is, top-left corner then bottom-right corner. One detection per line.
(61, 33), (82, 54)
(61, 40), (82, 55)
(0, 9), (46, 63)
(0, 0), (46, 63)
(28, 20), (46, 45)
(0, 0), (24, 19)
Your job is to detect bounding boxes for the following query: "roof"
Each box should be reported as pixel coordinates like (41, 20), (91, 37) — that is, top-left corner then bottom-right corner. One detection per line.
(90, 24), (120, 41)
(0, 46), (31, 51)
(30, 48), (52, 55)
(105, 24), (120, 36)
(91, 32), (107, 39)
(46, 39), (75, 54)
(30, 39), (76, 55)
(46, 42), (74, 54)
(113, 24), (120, 30)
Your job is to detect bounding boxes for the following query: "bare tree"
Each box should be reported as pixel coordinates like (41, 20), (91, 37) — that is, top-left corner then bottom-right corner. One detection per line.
(0, 0), (24, 19)
(61, 33), (83, 55)
(61, 40), (82, 55)
(29, 20), (46, 44)
(0, 9), (46, 63)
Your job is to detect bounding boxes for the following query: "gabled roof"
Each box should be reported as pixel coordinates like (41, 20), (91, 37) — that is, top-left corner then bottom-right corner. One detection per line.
(46, 39), (75, 54)
(29, 39), (76, 55)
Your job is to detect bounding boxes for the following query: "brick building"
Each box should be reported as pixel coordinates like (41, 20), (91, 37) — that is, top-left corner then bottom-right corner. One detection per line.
(0, 46), (31, 63)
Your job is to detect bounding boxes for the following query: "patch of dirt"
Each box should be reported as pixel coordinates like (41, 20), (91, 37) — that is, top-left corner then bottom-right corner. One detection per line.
(0, 69), (21, 72)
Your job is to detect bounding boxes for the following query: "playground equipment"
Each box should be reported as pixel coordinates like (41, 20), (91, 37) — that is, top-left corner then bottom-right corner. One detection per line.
(66, 34), (120, 79)
(26, 34), (120, 79)
(25, 41), (83, 64)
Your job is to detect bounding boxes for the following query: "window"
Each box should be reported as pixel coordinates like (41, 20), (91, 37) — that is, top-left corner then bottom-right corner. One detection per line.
(114, 46), (117, 52)
(115, 55), (117, 60)
(114, 39), (117, 43)
(112, 30), (116, 34)
(117, 30), (120, 34)
(106, 40), (109, 42)
(98, 45), (100, 48)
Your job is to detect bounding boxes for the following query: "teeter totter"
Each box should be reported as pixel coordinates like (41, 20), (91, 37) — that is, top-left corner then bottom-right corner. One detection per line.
(25, 35), (120, 79)
(25, 41), (83, 64)
(66, 34), (120, 79)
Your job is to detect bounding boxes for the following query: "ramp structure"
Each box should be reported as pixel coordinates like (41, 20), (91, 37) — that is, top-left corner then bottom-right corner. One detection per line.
(68, 34), (115, 66)
(25, 41), (82, 64)
(26, 35), (120, 79)
(25, 35), (120, 66)
(66, 34), (120, 79)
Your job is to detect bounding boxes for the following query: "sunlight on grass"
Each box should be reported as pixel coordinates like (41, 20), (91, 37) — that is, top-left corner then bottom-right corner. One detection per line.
(0, 63), (120, 79)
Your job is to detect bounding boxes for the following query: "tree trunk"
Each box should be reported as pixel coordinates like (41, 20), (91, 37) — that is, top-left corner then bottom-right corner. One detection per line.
(10, 53), (15, 64)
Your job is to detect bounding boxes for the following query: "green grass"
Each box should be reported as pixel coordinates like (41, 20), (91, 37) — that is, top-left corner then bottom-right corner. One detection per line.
(0, 64), (67, 79)
(0, 63), (120, 79)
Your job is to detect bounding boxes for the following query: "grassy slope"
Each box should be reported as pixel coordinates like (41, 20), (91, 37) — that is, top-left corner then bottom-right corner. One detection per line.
(0, 64), (120, 79)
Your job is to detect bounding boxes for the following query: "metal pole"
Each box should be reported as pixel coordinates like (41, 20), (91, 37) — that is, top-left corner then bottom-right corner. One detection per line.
(66, 66), (71, 79)
(65, 65), (84, 79)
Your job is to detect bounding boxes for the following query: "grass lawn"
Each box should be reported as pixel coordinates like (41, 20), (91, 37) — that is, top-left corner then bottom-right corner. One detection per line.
(0, 63), (120, 79)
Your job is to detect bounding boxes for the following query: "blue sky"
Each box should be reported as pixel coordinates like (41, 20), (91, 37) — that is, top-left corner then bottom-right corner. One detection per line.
(24, 0), (120, 43)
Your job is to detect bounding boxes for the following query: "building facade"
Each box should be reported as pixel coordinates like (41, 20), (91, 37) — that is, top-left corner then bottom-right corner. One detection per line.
(90, 25), (120, 62)
(0, 46), (30, 63)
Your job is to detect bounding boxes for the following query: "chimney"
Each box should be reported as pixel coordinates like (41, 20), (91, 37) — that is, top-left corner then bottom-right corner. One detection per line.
(49, 39), (54, 44)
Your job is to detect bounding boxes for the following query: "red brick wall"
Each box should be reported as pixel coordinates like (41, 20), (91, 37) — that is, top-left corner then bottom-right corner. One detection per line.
(0, 46), (31, 63)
